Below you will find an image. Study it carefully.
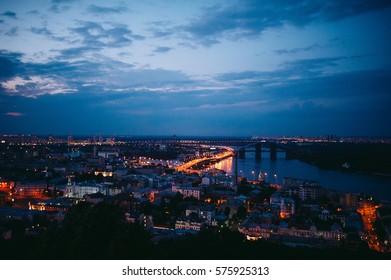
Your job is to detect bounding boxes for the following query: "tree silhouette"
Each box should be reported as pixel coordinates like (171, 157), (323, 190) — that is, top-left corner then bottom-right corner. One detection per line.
(36, 202), (151, 259)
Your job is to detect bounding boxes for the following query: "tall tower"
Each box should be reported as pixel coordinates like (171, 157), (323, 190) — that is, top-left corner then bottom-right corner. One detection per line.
(67, 134), (73, 145)
(255, 143), (262, 159)
(258, 168), (264, 182)
(93, 145), (97, 157)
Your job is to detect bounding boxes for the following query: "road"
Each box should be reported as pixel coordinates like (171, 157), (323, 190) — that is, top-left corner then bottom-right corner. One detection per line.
(357, 202), (383, 252)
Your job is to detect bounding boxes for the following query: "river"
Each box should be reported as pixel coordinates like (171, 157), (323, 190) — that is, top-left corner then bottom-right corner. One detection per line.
(209, 151), (391, 202)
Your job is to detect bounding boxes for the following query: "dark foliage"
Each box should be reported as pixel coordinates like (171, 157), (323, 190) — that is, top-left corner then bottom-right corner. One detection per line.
(1, 202), (390, 260)
(292, 143), (391, 174)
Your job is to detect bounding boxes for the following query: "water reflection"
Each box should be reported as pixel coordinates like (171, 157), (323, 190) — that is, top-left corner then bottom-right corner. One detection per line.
(212, 156), (233, 174)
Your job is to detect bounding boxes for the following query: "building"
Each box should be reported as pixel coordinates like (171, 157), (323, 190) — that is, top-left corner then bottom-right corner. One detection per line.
(217, 198), (245, 219)
(98, 151), (119, 159)
(172, 185), (202, 200)
(281, 177), (321, 201)
(238, 220), (345, 243)
(175, 216), (206, 231)
(345, 193), (359, 207)
(238, 220), (277, 239)
(94, 171), (113, 177)
(201, 177), (211, 186)
(278, 226), (344, 241)
(15, 181), (47, 197)
(0, 180), (14, 190)
(283, 177), (319, 188)
(0, 190), (8, 206)
(66, 181), (108, 198)
(108, 185), (123, 196)
(130, 188), (159, 202)
(28, 198), (74, 212)
(185, 204), (216, 225)
(270, 193), (295, 218)
(125, 212), (154, 229)
(345, 212), (365, 238)
(84, 192), (106, 204)
(318, 209), (331, 220)
(0, 207), (36, 222)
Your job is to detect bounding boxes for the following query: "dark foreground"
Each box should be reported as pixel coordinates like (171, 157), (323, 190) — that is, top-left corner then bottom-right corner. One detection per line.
(1, 203), (390, 260)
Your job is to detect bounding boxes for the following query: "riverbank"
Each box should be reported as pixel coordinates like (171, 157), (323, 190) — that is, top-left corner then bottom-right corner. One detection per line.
(289, 142), (391, 176)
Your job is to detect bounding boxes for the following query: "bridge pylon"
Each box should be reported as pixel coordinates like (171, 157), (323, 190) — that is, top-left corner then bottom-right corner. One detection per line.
(238, 148), (246, 159)
(255, 143), (262, 159)
(270, 143), (277, 160)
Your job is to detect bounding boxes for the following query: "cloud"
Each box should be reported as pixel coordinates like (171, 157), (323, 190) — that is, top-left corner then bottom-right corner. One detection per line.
(215, 56), (354, 85)
(1, 76), (76, 98)
(57, 46), (102, 59)
(0, 48), (194, 100)
(279, 57), (341, 76)
(1, 11), (17, 19)
(29, 26), (67, 41)
(69, 21), (144, 48)
(49, 0), (76, 13)
(51, 0), (75, 2)
(274, 43), (321, 55)
(4, 27), (18, 36)
(173, 100), (266, 111)
(287, 69), (391, 101)
(26, 10), (40, 15)
(0, 50), (23, 78)
(153, 46), (172, 54)
(181, 0), (391, 46)
(215, 71), (264, 82)
(4, 112), (25, 117)
(104, 68), (192, 90)
(212, 63), (391, 124)
(147, 21), (177, 38)
(86, 5), (128, 14)
(0, 53), (389, 136)
(30, 26), (51, 36)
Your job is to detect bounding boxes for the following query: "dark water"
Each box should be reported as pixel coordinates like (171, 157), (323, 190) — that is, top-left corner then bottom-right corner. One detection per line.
(210, 151), (391, 201)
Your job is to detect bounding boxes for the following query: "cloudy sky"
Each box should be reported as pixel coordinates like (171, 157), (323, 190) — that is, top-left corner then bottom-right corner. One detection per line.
(1, 0), (391, 137)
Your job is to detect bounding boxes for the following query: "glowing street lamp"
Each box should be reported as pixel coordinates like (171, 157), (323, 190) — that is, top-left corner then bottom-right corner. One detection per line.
(273, 174), (278, 184)
(264, 172), (268, 182)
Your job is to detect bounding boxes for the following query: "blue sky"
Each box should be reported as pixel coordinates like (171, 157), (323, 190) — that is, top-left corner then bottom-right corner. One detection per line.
(1, 0), (391, 137)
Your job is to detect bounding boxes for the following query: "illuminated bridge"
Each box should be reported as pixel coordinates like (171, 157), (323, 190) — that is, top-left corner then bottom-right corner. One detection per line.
(234, 142), (296, 160)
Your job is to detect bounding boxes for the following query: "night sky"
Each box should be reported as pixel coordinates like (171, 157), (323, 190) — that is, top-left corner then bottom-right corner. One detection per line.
(1, 0), (391, 137)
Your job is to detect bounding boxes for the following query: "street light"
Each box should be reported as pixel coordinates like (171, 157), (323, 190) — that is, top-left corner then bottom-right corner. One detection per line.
(264, 172), (268, 182)
(251, 170), (255, 181)
(273, 174), (278, 184)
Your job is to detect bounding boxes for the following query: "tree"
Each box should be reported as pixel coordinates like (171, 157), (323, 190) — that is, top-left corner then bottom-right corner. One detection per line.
(224, 206), (231, 217)
(237, 184), (252, 195)
(236, 205), (247, 220)
(36, 202), (151, 259)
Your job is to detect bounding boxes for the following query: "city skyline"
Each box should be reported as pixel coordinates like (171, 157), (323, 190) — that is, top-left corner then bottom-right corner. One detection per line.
(1, 0), (391, 137)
